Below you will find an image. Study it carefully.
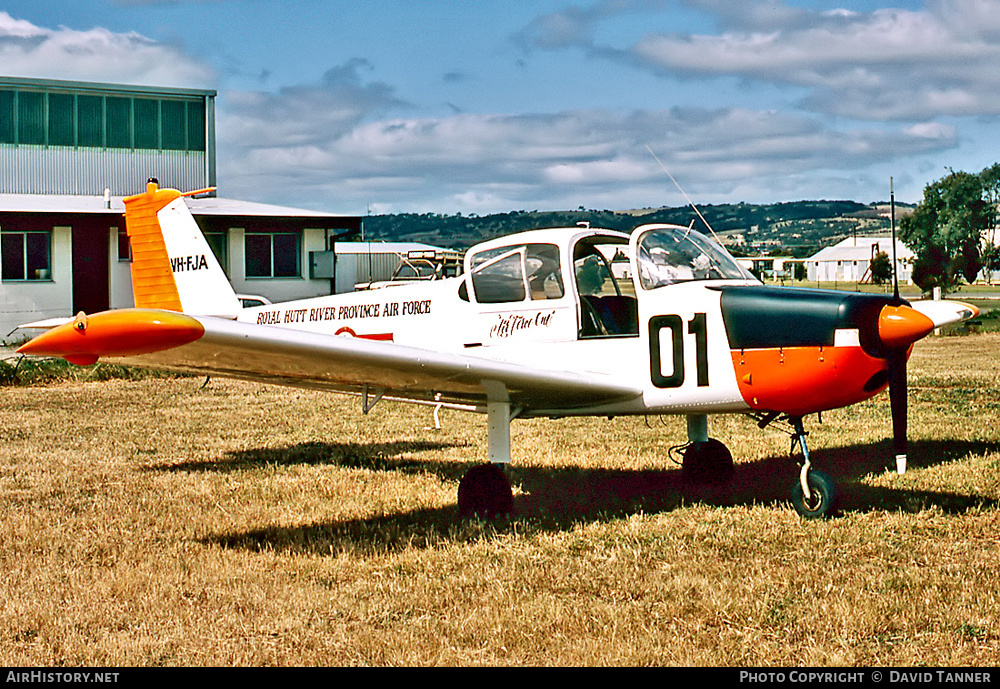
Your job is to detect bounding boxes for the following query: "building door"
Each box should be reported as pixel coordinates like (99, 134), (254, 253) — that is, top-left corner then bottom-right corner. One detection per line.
(72, 222), (109, 315)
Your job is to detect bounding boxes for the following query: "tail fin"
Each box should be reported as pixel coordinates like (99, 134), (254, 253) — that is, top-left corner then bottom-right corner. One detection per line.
(123, 179), (241, 319)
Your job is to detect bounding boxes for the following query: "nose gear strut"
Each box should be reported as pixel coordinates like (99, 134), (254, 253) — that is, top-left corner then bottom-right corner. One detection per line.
(788, 415), (839, 519)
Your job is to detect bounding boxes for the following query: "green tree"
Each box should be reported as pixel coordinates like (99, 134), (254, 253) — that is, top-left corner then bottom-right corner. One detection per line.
(900, 169), (989, 291)
(980, 163), (1000, 241)
(980, 243), (1000, 285)
(869, 250), (893, 285)
(979, 163), (1000, 283)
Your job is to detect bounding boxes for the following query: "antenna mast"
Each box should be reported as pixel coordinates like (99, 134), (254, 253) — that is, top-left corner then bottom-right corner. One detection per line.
(890, 177), (900, 303)
(646, 145), (719, 241)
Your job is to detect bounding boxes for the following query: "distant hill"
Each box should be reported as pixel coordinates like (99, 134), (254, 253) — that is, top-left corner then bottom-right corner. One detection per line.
(359, 199), (912, 258)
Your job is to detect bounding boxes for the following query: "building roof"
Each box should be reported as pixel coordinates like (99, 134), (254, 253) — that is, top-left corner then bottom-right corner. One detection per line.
(807, 236), (913, 262)
(0, 192), (355, 220)
(0, 75), (215, 99)
(185, 195), (349, 219)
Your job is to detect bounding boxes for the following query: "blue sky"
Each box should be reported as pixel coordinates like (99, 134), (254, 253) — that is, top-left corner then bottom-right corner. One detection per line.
(2, 0), (999, 215)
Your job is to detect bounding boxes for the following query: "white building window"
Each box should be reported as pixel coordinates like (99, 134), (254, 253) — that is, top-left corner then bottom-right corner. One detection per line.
(245, 231), (300, 278)
(1, 229), (51, 281)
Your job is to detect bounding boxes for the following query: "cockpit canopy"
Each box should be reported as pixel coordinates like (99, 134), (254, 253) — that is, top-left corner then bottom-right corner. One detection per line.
(635, 224), (755, 290)
(460, 224), (754, 306)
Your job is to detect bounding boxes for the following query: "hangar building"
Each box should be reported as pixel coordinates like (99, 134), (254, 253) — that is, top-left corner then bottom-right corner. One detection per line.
(805, 236), (913, 284)
(0, 76), (363, 341)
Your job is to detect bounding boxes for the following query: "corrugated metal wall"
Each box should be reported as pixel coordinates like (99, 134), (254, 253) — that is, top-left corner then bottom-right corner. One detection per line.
(0, 146), (208, 196)
(340, 249), (409, 284)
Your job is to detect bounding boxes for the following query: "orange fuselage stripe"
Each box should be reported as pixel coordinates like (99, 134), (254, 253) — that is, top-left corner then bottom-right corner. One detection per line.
(731, 345), (890, 416)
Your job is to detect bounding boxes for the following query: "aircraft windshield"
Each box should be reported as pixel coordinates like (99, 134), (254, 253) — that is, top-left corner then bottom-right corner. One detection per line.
(636, 225), (754, 290)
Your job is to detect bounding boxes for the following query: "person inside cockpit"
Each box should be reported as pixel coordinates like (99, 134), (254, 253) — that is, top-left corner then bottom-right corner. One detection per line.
(575, 254), (607, 295)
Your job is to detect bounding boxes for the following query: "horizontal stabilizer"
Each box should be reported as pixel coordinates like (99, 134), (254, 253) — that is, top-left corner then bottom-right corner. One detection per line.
(14, 317), (73, 331)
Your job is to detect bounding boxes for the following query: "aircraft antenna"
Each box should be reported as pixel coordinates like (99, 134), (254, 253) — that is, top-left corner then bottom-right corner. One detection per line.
(646, 145), (719, 241)
(890, 177), (900, 304)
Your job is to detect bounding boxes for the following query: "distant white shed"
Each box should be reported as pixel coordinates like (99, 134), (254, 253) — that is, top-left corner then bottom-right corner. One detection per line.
(805, 236), (913, 284)
(735, 255), (798, 280)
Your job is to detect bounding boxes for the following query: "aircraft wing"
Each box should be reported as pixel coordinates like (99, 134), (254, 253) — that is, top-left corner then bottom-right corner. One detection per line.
(17, 308), (643, 414)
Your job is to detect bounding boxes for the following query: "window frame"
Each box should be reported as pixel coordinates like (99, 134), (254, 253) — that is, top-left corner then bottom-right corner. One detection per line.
(244, 230), (302, 279)
(1, 228), (52, 282)
(204, 230), (229, 276)
(117, 227), (132, 262)
(468, 242), (564, 304)
(0, 85), (209, 152)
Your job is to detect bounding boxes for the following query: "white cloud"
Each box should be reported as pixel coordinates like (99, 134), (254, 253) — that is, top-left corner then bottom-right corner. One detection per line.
(0, 6), (975, 215)
(218, 59), (409, 151)
(517, 1), (1000, 122)
(0, 11), (215, 88)
(218, 95), (958, 214)
(631, 1), (1000, 120)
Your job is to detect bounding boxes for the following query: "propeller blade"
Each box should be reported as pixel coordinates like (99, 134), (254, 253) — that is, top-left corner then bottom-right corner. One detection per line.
(877, 302), (932, 477)
(882, 297), (980, 474)
(909, 299), (979, 329)
(887, 347), (908, 474)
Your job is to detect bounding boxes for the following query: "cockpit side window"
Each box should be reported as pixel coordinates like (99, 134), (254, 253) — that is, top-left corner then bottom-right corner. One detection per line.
(469, 243), (563, 304)
(471, 248), (525, 303)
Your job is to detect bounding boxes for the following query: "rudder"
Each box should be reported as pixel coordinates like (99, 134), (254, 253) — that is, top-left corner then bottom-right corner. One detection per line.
(123, 179), (241, 319)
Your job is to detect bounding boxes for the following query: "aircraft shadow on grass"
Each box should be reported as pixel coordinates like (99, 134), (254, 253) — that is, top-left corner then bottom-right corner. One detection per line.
(196, 435), (999, 557)
(145, 439), (465, 474)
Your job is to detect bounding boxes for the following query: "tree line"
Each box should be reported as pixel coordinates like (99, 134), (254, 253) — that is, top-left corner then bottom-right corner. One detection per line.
(900, 163), (1000, 290)
(362, 200), (874, 251)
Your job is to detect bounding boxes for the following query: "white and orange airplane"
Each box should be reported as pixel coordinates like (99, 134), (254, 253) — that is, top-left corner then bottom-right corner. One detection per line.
(17, 180), (978, 519)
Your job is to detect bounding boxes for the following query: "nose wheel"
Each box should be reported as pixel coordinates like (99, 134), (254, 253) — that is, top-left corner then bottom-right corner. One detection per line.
(788, 416), (839, 519)
(790, 468), (838, 518)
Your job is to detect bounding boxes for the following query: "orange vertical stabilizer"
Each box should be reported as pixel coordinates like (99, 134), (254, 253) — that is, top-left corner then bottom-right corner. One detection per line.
(122, 179), (214, 312)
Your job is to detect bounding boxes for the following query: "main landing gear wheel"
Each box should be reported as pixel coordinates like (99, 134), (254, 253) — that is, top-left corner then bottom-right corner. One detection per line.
(791, 470), (838, 519)
(458, 463), (513, 519)
(681, 439), (735, 484)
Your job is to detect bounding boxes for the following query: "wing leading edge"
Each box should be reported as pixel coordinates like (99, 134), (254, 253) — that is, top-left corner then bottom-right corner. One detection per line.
(18, 308), (642, 414)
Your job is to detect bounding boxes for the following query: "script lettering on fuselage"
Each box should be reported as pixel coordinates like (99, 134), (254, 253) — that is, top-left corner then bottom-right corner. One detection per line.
(171, 255), (209, 272)
(489, 310), (556, 338)
(255, 299), (432, 326)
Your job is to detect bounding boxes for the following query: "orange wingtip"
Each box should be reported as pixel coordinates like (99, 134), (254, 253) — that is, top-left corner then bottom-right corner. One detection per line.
(17, 309), (204, 365)
(878, 304), (935, 349)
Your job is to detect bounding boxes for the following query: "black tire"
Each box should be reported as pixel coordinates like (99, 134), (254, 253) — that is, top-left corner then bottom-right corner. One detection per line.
(458, 463), (513, 519)
(681, 439), (735, 484)
(791, 470), (839, 519)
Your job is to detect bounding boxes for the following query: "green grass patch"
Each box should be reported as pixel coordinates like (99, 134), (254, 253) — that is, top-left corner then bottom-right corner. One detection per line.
(0, 356), (188, 387)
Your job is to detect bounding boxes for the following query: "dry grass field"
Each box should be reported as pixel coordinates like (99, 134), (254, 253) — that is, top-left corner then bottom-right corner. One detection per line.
(1, 333), (999, 666)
